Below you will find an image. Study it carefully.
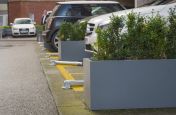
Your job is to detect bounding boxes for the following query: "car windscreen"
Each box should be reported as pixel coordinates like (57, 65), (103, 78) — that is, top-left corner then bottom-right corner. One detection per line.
(51, 5), (60, 17)
(55, 4), (125, 17)
(85, 4), (125, 16)
(14, 19), (32, 24)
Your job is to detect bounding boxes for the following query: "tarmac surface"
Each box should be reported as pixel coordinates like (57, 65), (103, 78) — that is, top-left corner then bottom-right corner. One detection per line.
(0, 38), (58, 115)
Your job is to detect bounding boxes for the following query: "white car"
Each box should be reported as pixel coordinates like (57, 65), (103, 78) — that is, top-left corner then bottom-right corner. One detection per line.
(11, 18), (36, 37)
(85, 3), (176, 51)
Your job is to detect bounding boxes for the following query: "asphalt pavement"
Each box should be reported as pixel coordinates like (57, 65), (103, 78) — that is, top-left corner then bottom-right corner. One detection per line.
(0, 37), (58, 115)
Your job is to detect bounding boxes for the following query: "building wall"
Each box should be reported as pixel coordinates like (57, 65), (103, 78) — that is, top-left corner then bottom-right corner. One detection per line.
(0, 4), (7, 11)
(0, 0), (8, 4)
(135, 0), (156, 7)
(0, 1), (8, 26)
(8, 1), (56, 24)
(117, 0), (134, 8)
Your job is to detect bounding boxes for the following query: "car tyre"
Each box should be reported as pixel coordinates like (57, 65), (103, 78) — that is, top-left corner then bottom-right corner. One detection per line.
(51, 30), (59, 52)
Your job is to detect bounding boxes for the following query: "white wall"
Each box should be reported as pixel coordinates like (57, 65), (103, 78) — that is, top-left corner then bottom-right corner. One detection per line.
(0, 3), (8, 26)
(0, 4), (7, 11)
(0, 15), (8, 26)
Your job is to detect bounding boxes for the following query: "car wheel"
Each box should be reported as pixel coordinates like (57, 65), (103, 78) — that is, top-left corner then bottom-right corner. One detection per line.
(51, 31), (59, 52)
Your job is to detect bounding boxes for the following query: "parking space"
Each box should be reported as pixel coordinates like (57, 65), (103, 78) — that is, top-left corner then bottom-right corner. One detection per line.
(56, 65), (84, 92)
(40, 47), (84, 92)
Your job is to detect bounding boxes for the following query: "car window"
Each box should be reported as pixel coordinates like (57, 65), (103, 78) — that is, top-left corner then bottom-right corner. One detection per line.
(55, 4), (82, 16)
(82, 4), (125, 16)
(14, 19), (32, 24)
(54, 4), (124, 17)
(55, 4), (71, 16)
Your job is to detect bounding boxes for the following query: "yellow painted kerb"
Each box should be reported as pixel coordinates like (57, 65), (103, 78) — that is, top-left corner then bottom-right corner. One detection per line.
(56, 65), (74, 80)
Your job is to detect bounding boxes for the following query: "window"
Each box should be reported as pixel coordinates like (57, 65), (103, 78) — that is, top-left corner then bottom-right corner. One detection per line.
(0, 16), (3, 26)
(82, 4), (125, 16)
(54, 4), (125, 17)
(14, 19), (32, 24)
(56, 4), (82, 16)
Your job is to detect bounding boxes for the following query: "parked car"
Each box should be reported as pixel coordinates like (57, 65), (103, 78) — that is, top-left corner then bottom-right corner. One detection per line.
(11, 18), (36, 37)
(41, 10), (52, 25)
(42, 1), (126, 51)
(85, 3), (176, 51)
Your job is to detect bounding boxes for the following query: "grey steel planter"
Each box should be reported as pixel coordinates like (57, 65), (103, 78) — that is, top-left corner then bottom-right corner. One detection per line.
(83, 58), (176, 110)
(2, 28), (12, 37)
(58, 41), (92, 61)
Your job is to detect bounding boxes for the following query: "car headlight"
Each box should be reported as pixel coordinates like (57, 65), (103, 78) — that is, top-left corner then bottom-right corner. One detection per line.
(30, 27), (35, 29)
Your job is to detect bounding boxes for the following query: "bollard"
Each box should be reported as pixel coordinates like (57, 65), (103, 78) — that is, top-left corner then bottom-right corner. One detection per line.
(50, 60), (83, 66)
(62, 80), (84, 89)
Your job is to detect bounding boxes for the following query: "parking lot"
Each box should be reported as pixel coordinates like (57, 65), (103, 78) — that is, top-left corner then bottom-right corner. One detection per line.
(1, 36), (176, 115)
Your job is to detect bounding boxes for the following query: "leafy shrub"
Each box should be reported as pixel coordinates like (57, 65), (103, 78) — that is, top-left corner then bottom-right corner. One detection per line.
(143, 14), (167, 59)
(35, 25), (44, 33)
(94, 10), (176, 60)
(58, 21), (87, 41)
(94, 15), (127, 60)
(0, 26), (11, 29)
(125, 12), (146, 59)
(166, 8), (176, 58)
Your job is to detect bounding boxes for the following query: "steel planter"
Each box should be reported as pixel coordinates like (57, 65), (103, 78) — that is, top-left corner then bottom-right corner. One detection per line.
(83, 58), (176, 110)
(58, 41), (92, 61)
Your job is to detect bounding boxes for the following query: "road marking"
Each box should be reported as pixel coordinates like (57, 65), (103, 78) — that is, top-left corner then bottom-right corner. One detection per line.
(56, 65), (74, 80)
(56, 65), (84, 92)
(49, 55), (59, 60)
(71, 73), (85, 75)
(72, 86), (84, 92)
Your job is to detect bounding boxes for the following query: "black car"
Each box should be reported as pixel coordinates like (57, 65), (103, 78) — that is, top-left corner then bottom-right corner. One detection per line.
(42, 1), (125, 51)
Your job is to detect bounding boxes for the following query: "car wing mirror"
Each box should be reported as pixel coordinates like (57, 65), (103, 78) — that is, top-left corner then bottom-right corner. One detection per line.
(33, 22), (36, 25)
(10, 23), (13, 26)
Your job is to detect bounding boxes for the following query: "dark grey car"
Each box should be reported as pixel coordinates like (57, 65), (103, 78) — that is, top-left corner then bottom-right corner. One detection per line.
(42, 1), (125, 51)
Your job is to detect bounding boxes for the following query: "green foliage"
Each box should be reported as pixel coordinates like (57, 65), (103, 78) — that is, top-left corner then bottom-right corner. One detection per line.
(125, 12), (146, 59)
(0, 26), (11, 29)
(166, 8), (176, 58)
(94, 10), (176, 60)
(143, 14), (167, 59)
(94, 16), (127, 60)
(58, 21), (87, 41)
(35, 25), (44, 33)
